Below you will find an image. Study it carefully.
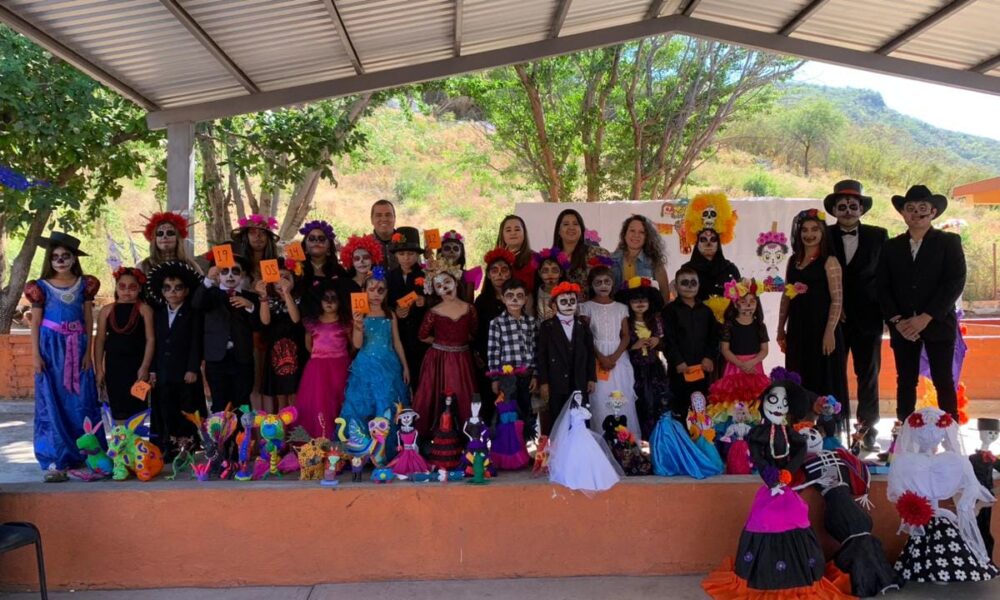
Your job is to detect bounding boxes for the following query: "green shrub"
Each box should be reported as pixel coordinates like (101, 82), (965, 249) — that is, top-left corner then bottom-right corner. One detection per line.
(742, 171), (780, 197)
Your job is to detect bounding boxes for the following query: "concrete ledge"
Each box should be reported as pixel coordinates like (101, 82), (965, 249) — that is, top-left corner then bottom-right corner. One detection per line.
(0, 474), (948, 591)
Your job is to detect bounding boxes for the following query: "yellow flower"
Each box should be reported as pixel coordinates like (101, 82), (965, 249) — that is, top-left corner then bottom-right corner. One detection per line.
(501, 365), (514, 374)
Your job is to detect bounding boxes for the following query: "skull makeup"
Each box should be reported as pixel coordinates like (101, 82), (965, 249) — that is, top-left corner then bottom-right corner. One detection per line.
(501, 287), (527, 313)
(50, 248), (75, 272)
(691, 391), (707, 414)
(440, 241), (463, 263)
(353, 249), (373, 274)
(803, 427), (824, 455)
(736, 294), (757, 317)
(397, 410), (418, 431)
(432, 272), (457, 298)
(701, 206), (718, 230)
(591, 273), (614, 298)
(555, 292), (578, 317)
(219, 265), (245, 290)
(762, 386), (789, 426)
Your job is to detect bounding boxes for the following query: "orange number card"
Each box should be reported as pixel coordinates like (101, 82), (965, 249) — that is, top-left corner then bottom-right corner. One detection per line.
(130, 380), (152, 401)
(350, 292), (370, 314)
(423, 229), (442, 250)
(684, 365), (705, 382)
(285, 243), (306, 262)
(212, 244), (235, 269)
(397, 291), (419, 308)
(260, 259), (281, 283)
(596, 363), (611, 381)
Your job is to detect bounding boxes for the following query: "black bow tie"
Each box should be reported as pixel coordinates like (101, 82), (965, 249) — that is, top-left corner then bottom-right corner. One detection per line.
(839, 229), (857, 236)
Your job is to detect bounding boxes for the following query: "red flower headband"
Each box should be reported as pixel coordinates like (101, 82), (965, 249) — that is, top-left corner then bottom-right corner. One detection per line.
(340, 235), (384, 268)
(550, 281), (581, 298)
(907, 411), (953, 429)
(484, 247), (516, 267)
(143, 212), (189, 242)
(112, 266), (147, 286)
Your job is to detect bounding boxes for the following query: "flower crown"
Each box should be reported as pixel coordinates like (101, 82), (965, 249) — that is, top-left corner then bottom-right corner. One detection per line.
(624, 276), (653, 291)
(423, 259), (463, 294)
(534, 247), (570, 271)
(812, 395), (842, 415)
(768, 367), (801, 385)
(143, 212), (189, 242)
(907, 411), (953, 429)
(112, 266), (147, 286)
(550, 281), (581, 298)
(484, 247), (516, 267)
(340, 235), (384, 268)
(584, 229), (602, 245)
(298, 219), (335, 241)
(794, 208), (827, 223)
(723, 278), (762, 302)
(390, 232), (404, 243)
(792, 422), (814, 433)
(442, 230), (464, 244)
(756, 231), (788, 247)
(587, 255), (614, 269)
(238, 214), (278, 232)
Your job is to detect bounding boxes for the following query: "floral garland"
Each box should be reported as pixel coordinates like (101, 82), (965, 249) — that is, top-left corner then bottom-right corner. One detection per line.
(298, 219), (335, 241)
(238, 214), (278, 232)
(756, 230), (788, 247)
(723, 277), (762, 302)
(484, 247), (516, 267)
(550, 281), (581, 298)
(143, 212), (190, 242)
(587, 255), (614, 269)
(112, 266), (147, 286)
(339, 235), (384, 268)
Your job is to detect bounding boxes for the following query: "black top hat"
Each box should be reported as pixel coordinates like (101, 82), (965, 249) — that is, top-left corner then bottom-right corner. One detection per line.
(389, 226), (423, 253)
(38, 231), (89, 257)
(823, 180), (873, 215)
(891, 185), (947, 218)
(974, 418), (999, 432)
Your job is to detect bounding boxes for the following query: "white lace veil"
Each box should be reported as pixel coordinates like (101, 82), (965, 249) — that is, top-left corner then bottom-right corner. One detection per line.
(549, 391), (625, 479)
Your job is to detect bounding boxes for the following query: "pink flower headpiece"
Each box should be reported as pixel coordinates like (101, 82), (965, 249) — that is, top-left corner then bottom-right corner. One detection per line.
(723, 278), (762, 302)
(534, 247), (570, 271)
(238, 214), (278, 232)
(584, 229), (602, 245)
(756, 231), (788, 247)
(442, 230), (464, 244)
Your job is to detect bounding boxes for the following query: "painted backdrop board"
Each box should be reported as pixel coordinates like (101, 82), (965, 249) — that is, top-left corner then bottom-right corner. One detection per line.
(516, 198), (825, 372)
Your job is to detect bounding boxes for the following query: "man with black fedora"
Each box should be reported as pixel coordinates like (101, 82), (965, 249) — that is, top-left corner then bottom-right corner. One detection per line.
(877, 184), (966, 422)
(824, 180), (888, 451)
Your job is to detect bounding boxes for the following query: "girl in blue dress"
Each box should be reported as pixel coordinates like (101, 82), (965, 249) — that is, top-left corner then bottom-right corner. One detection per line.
(24, 232), (102, 482)
(341, 267), (411, 460)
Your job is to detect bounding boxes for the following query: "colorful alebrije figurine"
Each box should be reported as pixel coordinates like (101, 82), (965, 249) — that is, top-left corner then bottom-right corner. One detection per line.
(166, 436), (195, 480)
(812, 395), (844, 450)
(185, 407), (238, 481)
(255, 406), (298, 477)
(104, 407), (164, 482)
(371, 467), (394, 484)
(71, 416), (112, 481)
(297, 437), (332, 481)
(234, 408), (257, 481)
(335, 410), (392, 468)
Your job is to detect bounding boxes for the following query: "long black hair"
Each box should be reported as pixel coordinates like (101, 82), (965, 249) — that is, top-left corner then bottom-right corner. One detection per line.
(790, 213), (831, 265)
(40, 244), (84, 280)
(552, 209), (589, 273)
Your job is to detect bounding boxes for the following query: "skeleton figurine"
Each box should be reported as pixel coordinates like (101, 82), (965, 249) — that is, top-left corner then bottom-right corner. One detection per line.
(970, 418), (1000, 558)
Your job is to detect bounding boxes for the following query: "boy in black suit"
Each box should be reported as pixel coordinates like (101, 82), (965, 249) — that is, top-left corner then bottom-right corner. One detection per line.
(192, 254), (259, 412)
(536, 282), (596, 436)
(662, 266), (719, 420)
(145, 261), (206, 458)
(877, 185), (966, 421)
(824, 180), (889, 451)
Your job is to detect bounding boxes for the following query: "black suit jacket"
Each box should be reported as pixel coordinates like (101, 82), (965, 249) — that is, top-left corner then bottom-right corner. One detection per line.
(152, 300), (203, 383)
(830, 223), (889, 334)
(877, 228), (965, 342)
(535, 316), (596, 396)
(191, 284), (259, 363)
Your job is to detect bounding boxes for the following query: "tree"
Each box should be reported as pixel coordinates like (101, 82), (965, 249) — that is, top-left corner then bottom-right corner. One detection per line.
(195, 94), (379, 243)
(784, 98), (845, 176)
(0, 26), (157, 333)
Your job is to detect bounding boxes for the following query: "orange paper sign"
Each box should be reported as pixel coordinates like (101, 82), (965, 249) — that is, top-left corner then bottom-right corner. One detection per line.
(350, 292), (370, 315)
(285, 243), (306, 262)
(596, 363), (611, 381)
(212, 244), (235, 269)
(656, 222), (674, 235)
(130, 380), (152, 401)
(397, 291), (419, 308)
(423, 229), (442, 250)
(683, 365), (705, 382)
(260, 259), (281, 283)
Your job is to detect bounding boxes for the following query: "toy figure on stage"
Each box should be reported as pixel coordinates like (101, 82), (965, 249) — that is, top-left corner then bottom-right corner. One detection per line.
(535, 282), (596, 437)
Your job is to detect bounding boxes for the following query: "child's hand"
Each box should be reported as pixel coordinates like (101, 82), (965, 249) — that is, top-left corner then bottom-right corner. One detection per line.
(529, 377), (537, 393)
(675, 362), (689, 374)
(353, 312), (365, 328)
(539, 383), (549, 401)
(646, 336), (660, 349)
(207, 266), (220, 283)
(491, 381), (500, 395)
(740, 363), (756, 375)
(630, 340), (646, 351)
(776, 330), (787, 353)
(396, 305), (410, 319)
(33, 354), (45, 375)
(82, 353), (93, 372)
(137, 367), (149, 382)
(402, 366), (410, 385)
(95, 366), (105, 387)
(230, 296), (253, 310)
(183, 371), (197, 384)
(701, 358), (714, 373)
(253, 280), (268, 298)
(277, 279), (292, 297)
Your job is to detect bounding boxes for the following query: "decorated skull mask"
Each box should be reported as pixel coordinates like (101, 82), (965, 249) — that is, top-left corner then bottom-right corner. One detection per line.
(803, 427), (824, 455)
(762, 385), (789, 426)
(701, 206), (718, 230)
(691, 391), (707, 413)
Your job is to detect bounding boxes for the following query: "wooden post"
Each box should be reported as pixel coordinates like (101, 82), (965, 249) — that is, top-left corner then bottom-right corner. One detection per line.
(166, 121), (196, 251)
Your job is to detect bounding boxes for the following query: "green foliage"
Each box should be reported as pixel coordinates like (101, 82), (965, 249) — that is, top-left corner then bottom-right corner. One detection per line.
(742, 170), (780, 196)
(0, 25), (158, 234)
(782, 98), (845, 175)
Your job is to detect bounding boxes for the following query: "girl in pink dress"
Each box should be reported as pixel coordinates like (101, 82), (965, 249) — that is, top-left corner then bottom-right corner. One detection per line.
(413, 260), (478, 438)
(296, 280), (351, 438)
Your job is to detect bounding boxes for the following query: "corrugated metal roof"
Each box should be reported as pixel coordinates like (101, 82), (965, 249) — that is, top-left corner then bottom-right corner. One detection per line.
(1, 0), (997, 121)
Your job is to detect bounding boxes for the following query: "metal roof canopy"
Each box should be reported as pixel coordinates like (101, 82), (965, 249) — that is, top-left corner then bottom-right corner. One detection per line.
(1, 0), (998, 132)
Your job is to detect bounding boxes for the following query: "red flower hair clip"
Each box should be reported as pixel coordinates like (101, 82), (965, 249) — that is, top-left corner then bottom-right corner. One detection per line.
(112, 266), (146, 286)
(907, 412), (925, 428)
(550, 281), (582, 298)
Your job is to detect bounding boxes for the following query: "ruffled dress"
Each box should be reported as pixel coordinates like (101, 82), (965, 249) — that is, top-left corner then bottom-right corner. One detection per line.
(412, 307), (477, 438)
(388, 429), (429, 476)
(490, 395), (530, 470)
(548, 406), (621, 493)
(428, 403), (462, 470)
(295, 319), (351, 438)
(721, 421), (753, 475)
(708, 320), (769, 424)
(649, 413), (723, 480)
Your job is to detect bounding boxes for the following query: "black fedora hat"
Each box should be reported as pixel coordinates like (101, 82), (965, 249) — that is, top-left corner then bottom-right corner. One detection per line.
(823, 179), (873, 215)
(38, 231), (89, 256)
(389, 226), (423, 253)
(891, 184), (947, 218)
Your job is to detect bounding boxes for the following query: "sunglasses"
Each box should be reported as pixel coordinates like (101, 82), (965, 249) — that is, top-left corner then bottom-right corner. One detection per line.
(161, 283), (187, 293)
(677, 278), (699, 288)
(306, 235), (327, 243)
(156, 230), (178, 238)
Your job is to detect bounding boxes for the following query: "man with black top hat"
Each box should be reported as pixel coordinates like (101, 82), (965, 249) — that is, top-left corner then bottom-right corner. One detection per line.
(825, 180), (888, 451)
(877, 185), (966, 422)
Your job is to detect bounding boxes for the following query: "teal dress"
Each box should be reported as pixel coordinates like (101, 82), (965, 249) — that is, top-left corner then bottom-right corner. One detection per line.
(341, 316), (410, 459)
(25, 276), (101, 470)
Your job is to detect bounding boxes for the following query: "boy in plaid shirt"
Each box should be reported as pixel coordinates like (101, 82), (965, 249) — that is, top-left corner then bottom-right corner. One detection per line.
(488, 278), (538, 439)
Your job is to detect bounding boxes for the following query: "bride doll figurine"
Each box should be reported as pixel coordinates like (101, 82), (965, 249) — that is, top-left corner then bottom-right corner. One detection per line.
(548, 391), (623, 494)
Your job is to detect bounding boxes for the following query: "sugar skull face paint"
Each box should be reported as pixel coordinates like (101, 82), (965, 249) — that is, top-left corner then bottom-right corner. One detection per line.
(555, 293), (578, 317)
(763, 386), (789, 426)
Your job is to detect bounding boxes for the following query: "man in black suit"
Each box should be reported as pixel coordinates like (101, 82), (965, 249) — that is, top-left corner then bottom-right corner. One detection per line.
(146, 261), (206, 458)
(536, 283), (596, 436)
(877, 185), (966, 421)
(825, 180), (888, 451)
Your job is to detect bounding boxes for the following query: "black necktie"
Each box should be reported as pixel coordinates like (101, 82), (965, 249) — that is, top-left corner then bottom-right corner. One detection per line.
(840, 229), (857, 236)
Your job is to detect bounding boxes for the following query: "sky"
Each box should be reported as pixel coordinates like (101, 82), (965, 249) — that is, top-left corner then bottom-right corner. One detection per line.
(795, 62), (1000, 142)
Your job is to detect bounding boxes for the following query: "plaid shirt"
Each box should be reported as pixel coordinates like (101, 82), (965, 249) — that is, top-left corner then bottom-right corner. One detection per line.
(487, 312), (538, 376)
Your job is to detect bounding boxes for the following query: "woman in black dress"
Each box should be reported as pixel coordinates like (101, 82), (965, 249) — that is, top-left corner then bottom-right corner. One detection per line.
(682, 228), (740, 302)
(777, 209), (849, 430)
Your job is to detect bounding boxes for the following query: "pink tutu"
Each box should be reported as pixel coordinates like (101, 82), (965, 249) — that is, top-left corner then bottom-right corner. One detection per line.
(709, 355), (769, 405)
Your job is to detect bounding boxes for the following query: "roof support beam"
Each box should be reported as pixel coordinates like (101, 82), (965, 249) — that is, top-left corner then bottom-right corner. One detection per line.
(147, 14), (1000, 129)
(158, 0), (258, 94)
(321, 0), (364, 74)
(972, 51), (1000, 73)
(778, 0), (831, 36)
(678, 0), (702, 17)
(454, 0), (463, 56)
(550, 0), (574, 38)
(645, 1), (668, 20)
(0, 4), (157, 110)
(877, 0), (977, 55)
